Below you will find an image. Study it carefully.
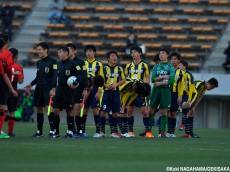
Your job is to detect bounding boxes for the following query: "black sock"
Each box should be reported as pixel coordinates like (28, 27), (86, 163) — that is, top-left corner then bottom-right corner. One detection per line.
(117, 116), (124, 134)
(75, 116), (81, 133)
(37, 113), (44, 134)
(82, 115), (87, 133)
(54, 115), (60, 134)
(143, 117), (151, 132)
(100, 116), (106, 134)
(67, 116), (75, 133)
(94, 115), (101, 134)
(188, 117), (194, 135)
(171, 118), (177, 134)
(182, 113), (187, 125)
(123, 117), (128, 133)
(128, 116), (134, 132)
(48, 112), (55, 132)
(109, 115), (114, 134)
(112, 117), (118, 133)
(185, 117), (190, 134)
(167, 117), (172, 134)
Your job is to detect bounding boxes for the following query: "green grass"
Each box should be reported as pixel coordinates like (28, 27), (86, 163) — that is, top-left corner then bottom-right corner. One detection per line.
(0, 122), (230, 172)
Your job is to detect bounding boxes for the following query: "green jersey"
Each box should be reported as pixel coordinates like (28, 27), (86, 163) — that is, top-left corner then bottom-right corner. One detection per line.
(151, 62), (175, 86)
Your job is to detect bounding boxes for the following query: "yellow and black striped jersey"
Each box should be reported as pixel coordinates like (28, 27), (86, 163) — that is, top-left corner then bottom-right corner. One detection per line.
(85, 58), (104, 78)
(194, 80), (207, 96)
(183, 70), (196, 101)
(103, 65), (125, 90)
(171, 68), (185, 96)
(120, 78), (143, 106)
(125, 61), (149, 81)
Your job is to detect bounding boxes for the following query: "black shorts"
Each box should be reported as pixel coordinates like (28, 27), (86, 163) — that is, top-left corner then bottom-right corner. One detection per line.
(0, 78), (10, 105)
(34, 84), (52, 107)
(7, 93), (18, 112)
(85, 87), (100, 109)
(73, 86), (84, 104)
(170, 92), (179, 112)
(53, 86), (74, 110)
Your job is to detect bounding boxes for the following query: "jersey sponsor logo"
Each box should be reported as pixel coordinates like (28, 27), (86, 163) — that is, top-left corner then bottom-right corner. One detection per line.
(105, 73), (119, 77)
(66, 70), (70, 76)
(87, 68), (97, 72)
(45, 67), (50, 73)
(129, 69), (143, 74)
(76, 66), (81, 70)
(53, 64), (57, 69)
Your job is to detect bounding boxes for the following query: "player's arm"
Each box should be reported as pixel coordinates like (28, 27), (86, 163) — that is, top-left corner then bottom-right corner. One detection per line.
(2, 73), (17, 96)
(18, 65), (24, 84)
(6, 53), (13, 80)
(177, 70), (185, 103)
(144, 63), (150, 84)
(95, 62), (105, 100)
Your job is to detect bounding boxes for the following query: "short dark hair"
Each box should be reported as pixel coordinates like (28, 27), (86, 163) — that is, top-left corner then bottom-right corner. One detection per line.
(130, 46), (142, 54)
(57, 46), (69, 54)
(36, 42), (49, 50)
(107, 50), (118, 59)
(159, 48), (170, 55)
(140, 83), (151, 97)
(84, 45), (96, 53)
(135, 82), (146, 96)
(180, 60), (188, 69)
(66, 43), (76, 50)
(0, 38), (4, 49)
(9, 48), (18, 59)
(153, 54), (160, 63)
(208, 78), (218, 88)
(93, 75), (104, 87)
(0, 33), (8, 44)
(169, 52), (181, 60)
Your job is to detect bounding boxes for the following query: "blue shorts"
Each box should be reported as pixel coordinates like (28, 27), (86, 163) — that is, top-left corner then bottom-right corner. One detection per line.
(85, 87), (100, 109)
(100, 90), (121, 113)
(170, 92), (179, 112)
(129, 96), (147, 107)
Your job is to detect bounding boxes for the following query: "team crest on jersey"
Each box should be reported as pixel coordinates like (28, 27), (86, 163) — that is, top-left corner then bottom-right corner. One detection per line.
(45, 67), (49, 73)
(66, 70), (70, 75)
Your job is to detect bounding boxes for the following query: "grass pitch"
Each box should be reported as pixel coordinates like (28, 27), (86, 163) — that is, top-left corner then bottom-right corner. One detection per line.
(0, 122), (229, 172)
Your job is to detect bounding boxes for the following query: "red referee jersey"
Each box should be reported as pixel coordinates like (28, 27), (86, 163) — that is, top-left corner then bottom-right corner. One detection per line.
(0, 48), (13, 80)
(11, 62), (24, 87)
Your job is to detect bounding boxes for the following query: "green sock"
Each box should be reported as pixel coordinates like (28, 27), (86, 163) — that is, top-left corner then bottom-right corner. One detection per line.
(161, 115), (168, 133)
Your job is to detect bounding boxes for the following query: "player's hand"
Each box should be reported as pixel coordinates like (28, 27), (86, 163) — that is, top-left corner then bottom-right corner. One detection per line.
(82, 89), (88, 100)
(50, 88), (56, 97)
(110, 83), (118, 90)
(25, 84), (32, 92)
(95, 90), (101, 101)
(161, 75), (170, 80)
(154, 82), (161, 87)
(13, 71), (21, 75)
(177, 96), (182, 104)
(11, 89), (18, 97)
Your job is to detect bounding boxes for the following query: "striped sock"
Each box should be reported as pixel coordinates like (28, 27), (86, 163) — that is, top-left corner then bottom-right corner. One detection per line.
(94, 115), (101, 134)
(171, 118), (177, 134)
(182, 113), (187, 125)
(128, 116), (134, 132)
(185, 117), (190, 134)
(112, 117), (118, 133)
(123, 117), (128, 133)
(188, 117), (194, 135)
(100, 116), (106, 134)
(117, 116), (124, 134)
(143, 117), (151, 132)
(157, 116), (162, 134)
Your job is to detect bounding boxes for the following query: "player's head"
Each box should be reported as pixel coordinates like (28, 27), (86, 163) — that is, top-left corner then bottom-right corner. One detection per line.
(66, 43), (77, 59)
(140, 83), (151, 97)
(9, 48), (19, 61)
(0, 38), (4, 51)
(159, 48), (170, 62)
(36, 42), (49, 58)
(93, 75), (104, 87)
(179, 60), (188, 71)
(107, 50), (118, 65)
(130, 46), (142, 59)
(0, 33), (9, 46)
(85, 45), (96, 59)
(169, 52), (181, 67)
(57, 46), (69, 60)
(206, 78), (218, 90)
(153, 54), (160, 64)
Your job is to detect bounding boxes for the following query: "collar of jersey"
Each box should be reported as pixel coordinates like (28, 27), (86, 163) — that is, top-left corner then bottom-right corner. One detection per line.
(87, 58), (95, 63)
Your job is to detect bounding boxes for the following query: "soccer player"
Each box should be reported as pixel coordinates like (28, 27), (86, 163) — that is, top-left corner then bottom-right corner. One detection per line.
(83, 45), (104, 138)
(148, 49), (175, 138)
(124, 46), (153, 138)
(166, 52), (185, 138)
(178, 60), (195, 131)
(66, 43), (88, 138)
(7, 48), (24, 137)
(0, 38), (17, 139)
(100, 51), (126, 138)
(25, 42), (57, 138)
(183, 78), (218, 138)
(50, 46), (87, 138)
